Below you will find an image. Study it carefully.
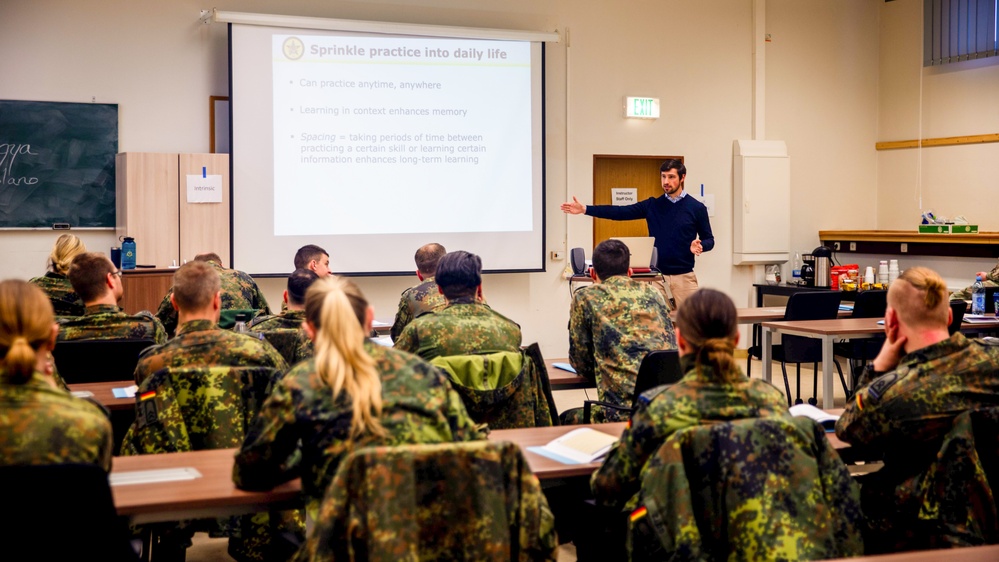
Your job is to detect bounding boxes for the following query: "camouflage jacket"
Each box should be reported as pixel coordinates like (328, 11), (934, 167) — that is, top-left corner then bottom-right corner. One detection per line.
(29, 272), (84, 317)
(155, 261), (271, 337)
(591, 356), (789, 509)
(0, 372), (112, 470)
(628, 416), (863, 561)
(390, 277), (446, 341)
(133, 319), (288, 385)
(393, 297), (522, 360)
(301, 441), (557, 562)
(569, 275), (677, 422)
(233, 341), (484, 513)
(57, 304), (168, 344)
(250, 309), (313, 367)
(430, 343), (557, 430)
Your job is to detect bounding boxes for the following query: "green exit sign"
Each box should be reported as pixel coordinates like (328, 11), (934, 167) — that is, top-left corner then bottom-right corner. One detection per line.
(625, 97), (660, 119)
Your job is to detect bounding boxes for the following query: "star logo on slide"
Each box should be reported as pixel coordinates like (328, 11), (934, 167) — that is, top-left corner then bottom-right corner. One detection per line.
(282, 37), (305, 60)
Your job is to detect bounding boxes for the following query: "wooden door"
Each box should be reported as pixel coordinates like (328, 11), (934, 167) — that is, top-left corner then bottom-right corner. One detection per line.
(592, 155), (682, 247)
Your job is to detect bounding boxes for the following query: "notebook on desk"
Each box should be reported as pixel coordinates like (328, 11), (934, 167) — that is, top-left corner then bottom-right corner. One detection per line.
(610, 237), (656, 271)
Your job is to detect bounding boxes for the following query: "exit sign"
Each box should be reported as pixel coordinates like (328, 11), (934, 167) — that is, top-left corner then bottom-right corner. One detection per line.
(625, 97), (660, 119)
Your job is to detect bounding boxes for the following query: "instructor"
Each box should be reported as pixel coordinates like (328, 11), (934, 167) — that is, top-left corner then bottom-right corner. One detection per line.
(561, 158), (714, 309)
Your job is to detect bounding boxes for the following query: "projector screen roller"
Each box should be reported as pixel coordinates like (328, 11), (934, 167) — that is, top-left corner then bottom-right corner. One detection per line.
(229, 23), (546, 275)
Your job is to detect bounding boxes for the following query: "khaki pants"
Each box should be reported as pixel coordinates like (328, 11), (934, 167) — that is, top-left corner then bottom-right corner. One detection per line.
(665, 272), (699, 311)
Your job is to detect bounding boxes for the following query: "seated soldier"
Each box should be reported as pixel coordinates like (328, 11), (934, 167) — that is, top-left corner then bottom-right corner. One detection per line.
(294, 244), (332, 277)
(28, 233), (87, 317)
(836, 266), (999, 553)
(562, 239), (677, 424)
(391, 242), (447, 341)
(154, 252), (270, 337)
(393, 250), (521, 360)
(58, 251), (167, 344)
(134, 260), (287, 385)
(0, 280), (112, 470)
(249, 268), (320, 365)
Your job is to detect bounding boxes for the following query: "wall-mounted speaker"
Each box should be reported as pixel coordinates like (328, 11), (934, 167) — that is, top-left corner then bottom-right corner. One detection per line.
(570, 247), (586, 275)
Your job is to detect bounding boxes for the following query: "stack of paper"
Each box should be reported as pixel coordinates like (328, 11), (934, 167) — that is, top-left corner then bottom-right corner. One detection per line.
(527, 428), (619, 464)
(789, 404), (840, 432)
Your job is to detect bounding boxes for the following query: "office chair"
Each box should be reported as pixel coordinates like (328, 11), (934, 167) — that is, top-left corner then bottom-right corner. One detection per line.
(763, 292), (846, 406)
(948, 299), (967, 335)
(582, 349), (683, 423)
(52, 338), (156, 384)
(833, 290), (887, 396)
(0, 463), (138, 561)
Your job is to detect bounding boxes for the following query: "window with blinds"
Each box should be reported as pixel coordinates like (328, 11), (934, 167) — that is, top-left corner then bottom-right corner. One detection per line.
(924, 0), (999, 66)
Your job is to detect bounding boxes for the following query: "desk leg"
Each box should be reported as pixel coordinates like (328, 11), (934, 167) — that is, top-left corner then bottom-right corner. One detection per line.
(761, 328), (773, 384)
(822, 336), (834, 409)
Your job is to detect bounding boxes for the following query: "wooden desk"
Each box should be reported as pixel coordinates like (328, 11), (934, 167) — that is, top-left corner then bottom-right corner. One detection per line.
(120, 268), (175, 315)
(544, 358), (591, 390)
(111, 448), (302, 525)
(490, 423), (627, 479)
(70, 380), (135, 412)
(819, 543), (999, 561)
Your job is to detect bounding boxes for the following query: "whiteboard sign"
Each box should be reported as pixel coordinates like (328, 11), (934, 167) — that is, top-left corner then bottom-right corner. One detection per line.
(186, 174), (223, 203)
(612, 188), (637, 206)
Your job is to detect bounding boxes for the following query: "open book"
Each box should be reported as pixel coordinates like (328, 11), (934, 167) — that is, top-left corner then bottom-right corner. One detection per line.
(527, 427), (619, 464)
(789, 404), (840, 432)
(963, 314), (998, 323)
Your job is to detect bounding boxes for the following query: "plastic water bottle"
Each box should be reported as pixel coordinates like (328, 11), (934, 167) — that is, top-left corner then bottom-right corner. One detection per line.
(234, 312), (249, 334)
(972, 275), (985, 315)
(792, 252), (802, 285)
(120, 237), (136, 270)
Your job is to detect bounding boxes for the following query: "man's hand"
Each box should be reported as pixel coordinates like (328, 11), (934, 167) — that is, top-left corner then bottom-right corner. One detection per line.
(871, 321), (907, 373)
(560, 196), (585, 215)
(690, 239), (703, 256)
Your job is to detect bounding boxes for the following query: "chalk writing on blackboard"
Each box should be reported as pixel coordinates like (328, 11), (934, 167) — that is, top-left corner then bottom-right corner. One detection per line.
(0, 100), (118, 228)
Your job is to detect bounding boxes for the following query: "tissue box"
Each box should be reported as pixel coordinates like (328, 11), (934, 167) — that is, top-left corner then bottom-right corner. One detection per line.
(917, 224), (979, 234)
(951, 224), (979, 234)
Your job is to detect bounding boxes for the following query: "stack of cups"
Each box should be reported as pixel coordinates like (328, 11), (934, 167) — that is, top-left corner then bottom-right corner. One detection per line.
(878, 260), (889, 285)
(888, 260), (899, 284)
(864, 266), (876, 290)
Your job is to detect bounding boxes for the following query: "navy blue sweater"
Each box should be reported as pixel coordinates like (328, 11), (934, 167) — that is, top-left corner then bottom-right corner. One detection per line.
(586, 195), (714, 275)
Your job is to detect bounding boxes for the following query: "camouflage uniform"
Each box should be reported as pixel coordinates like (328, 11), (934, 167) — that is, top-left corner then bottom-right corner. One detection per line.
(28, 272), (84, 317)
(133, 319), (288, 385)
(302, 441), (557, 562)
(393, 297), (522, 360)
(0, 371), (112, 470)
(233, 341), (484, 517)
(950, 260), (999, 300)
(57, 304), (168, 344)
(390, 277), (446, 341)
(568, 275), (677, 422)
(835, 332), (999, 553)
(155, 260), (271, 337)
(592, 355), (789, 510)
(628, 416), (864, 560)
(249, 309), (313, 366)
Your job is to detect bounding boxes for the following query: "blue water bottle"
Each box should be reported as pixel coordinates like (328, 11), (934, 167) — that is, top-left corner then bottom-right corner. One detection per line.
(121, 236), (137, 270)
(971, 275), (985, 315)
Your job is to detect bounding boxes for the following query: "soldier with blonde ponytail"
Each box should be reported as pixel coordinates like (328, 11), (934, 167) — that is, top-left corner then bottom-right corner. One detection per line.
(28, 233), (87, 317)
(235, 275), (483, 518)
(592, 288), (789, 510)
(836, 266), (999, 553)
(0, 280), (112, 469)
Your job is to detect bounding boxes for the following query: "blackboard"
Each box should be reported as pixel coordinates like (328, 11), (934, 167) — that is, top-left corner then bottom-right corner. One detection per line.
(0, 100), (118, 228)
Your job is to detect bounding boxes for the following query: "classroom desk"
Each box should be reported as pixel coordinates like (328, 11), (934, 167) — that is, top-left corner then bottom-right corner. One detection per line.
(817, 544), (999, 562)
(110, 448), (303, 525)
(490, 423), (627, 479)
(545, 359), (591, 390)
(70, 380), (135, 412)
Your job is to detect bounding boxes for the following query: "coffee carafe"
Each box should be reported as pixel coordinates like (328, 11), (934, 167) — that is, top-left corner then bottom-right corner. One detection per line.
(801, 254), (816, 287)
(812, 245), (832, 288)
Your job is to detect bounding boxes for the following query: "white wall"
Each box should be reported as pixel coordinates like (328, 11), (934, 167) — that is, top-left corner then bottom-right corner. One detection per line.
(1, 0), (882, 357)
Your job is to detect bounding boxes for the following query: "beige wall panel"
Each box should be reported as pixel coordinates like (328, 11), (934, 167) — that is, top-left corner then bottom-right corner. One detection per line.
(179, 153), (230, 265)
(115, 152), (180, 268)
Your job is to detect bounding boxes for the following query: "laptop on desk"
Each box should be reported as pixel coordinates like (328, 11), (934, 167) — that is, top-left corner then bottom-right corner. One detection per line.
(610, 236), (656, 273)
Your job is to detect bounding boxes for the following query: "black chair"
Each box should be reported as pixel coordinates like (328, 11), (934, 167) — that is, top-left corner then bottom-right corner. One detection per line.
(0, 463), (138, 561)
(949, 299), (968, 335)
(52, 338), (156, 384)
(833, 290), (887, 395)
(759, 292), (846, 407)
(582, 349), (683, 423)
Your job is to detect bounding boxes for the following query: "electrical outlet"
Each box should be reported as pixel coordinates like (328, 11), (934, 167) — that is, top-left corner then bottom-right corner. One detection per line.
(849, 242), (856, 251)
(833, 242), (841, 251)
(551, 251), (564, 260)
(901, 243), (908, 253)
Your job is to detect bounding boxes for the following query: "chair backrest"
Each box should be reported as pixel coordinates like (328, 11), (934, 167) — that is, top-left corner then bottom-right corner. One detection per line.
(0, 463), (138, 561)
(258, 328), (313, 366)
(122, 365), (282, 455)
(52, 338), (156, 384)
(851, 289), (887, 318)
(303, 441), (557, 562)
(633, 350), (683, 407)
(219, 308), (262, 330)
(781, 292), (844, 361)
(629, 417), (864, 561)
(949, 300), (967, 335)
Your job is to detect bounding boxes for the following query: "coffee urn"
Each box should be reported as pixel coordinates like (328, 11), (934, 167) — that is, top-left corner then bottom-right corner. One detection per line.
(801, 254), (816, 287)
(812, 245), (833, 288)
